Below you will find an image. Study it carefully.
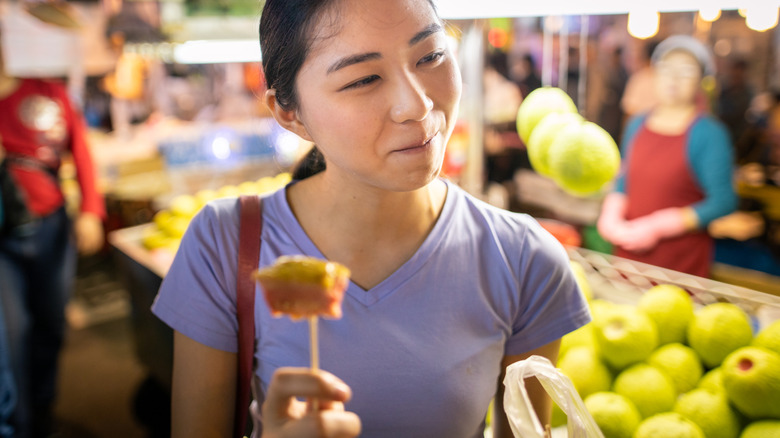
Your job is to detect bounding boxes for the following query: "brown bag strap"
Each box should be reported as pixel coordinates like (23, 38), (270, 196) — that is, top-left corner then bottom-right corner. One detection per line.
(235, 195), (262, 438)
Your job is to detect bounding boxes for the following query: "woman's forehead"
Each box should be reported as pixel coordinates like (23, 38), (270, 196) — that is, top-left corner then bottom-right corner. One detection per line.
(307, 0), (438, 53)
(660, 49), (700, 66)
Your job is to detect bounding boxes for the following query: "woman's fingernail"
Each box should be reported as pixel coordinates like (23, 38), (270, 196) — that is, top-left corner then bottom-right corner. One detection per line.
(334, 381), (351, 398)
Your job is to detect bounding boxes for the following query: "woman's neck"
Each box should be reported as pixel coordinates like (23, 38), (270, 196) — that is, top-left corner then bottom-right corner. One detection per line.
(286, 173), (448, 289)
(647, 104), (698, 135)
(291, 172), (446, 239)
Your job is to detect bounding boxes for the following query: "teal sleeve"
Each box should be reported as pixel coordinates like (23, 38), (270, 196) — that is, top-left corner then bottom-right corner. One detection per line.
(614, 115), (646, 194)
(687, 116), (738, 227)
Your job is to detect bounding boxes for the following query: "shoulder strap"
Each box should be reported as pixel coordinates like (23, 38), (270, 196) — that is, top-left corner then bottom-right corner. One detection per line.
(235, 195), (262, 438)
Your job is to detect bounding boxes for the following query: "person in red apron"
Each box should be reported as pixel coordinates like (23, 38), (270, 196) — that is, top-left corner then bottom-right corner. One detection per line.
(598, 35), (737, 278)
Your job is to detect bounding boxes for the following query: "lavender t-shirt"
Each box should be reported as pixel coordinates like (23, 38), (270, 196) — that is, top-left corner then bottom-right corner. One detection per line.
(152, 180), (590, 438)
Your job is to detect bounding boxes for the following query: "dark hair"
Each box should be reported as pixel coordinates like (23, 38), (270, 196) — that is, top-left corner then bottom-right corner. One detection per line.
(259, 0), (439, 179)
(260, 0), (337, 178)
(260, 0), (334, 111)
(291, 143), (328, 180)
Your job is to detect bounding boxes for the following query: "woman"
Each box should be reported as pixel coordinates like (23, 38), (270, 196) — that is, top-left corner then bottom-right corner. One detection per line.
(152, 1), (590, 436)
(598, 35), (737, 277)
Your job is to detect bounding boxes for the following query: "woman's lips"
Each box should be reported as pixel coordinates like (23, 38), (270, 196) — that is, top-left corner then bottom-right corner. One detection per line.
(395, 133), (436, 153)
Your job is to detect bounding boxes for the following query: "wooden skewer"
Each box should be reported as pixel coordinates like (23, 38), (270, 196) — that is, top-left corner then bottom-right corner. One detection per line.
(309, 315), (320, 412)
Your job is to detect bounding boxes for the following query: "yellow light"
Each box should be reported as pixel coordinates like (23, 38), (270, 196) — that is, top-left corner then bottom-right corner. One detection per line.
(701, 76), (717, 93)
(698, 7), (721, 22)
(628, 10), (660, 40)
(746, 6), (779, 32)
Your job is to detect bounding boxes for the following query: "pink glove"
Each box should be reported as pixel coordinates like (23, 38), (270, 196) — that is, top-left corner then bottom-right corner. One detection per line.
(618, 208), (690, 253)
(597, 193), (632, 245)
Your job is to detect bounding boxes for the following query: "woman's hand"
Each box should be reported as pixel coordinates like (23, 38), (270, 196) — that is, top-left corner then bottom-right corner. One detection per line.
(74, 212), (104, 255)
(618, 207), (695, 253)
(614, 220), (661, 253)
(262, 367), (361, 438)
(597, 192), (631, 245)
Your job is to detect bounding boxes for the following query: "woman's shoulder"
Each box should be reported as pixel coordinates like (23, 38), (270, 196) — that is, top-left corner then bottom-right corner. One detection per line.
(627, 113), (650, 130)
(446, 183), (572, 276)
(198, 196), (241, 227)
(688, 115), (731, 151)
(692, 114), (729, 133)
(181, 197), (243, 258)
(447, 183), (548, 243)
(194, 187), (287, 240)
(622, 114), (649, 145)
(199, 186), (285, 221)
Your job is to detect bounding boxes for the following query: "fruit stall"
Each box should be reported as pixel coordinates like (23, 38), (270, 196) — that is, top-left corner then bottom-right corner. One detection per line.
(545, 248), (780, 438)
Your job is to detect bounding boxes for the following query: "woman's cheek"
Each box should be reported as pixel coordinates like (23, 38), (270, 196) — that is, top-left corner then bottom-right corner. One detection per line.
(444, 60), (463, 107)
(440, 62), (462, 134)
(305, 94), (363, 137)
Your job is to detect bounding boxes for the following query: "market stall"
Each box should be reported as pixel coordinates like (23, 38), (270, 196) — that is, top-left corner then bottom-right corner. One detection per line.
(93, 1), (780, 436)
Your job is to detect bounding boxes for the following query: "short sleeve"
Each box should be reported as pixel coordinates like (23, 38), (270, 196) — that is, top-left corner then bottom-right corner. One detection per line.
(151, 198), (242, 352)
(687, 117), (738, 226)
(504, 221), (591, 356)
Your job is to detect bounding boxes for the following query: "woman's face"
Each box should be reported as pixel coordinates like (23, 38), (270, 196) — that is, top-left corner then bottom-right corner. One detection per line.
(291, 0), (462, 192)
(654, 50), (702, 108)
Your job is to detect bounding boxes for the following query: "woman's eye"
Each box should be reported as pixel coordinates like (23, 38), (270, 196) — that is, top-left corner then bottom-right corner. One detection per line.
(418, 51), (445, 66)
(343, 75), (380, 90)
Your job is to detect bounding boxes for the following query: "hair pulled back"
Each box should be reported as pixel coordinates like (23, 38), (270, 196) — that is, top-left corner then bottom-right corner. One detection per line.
(260, 0), (337, 179)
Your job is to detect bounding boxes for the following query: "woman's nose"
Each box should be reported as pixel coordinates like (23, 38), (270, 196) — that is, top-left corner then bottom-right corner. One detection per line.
(390, 73), (433, 123)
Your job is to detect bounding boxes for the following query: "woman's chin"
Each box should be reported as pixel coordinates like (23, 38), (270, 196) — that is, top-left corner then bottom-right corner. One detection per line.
(378, 166), (444, 193)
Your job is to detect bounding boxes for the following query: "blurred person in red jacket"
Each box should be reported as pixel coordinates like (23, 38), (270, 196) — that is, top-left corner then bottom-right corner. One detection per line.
(0, 19), (105, 437)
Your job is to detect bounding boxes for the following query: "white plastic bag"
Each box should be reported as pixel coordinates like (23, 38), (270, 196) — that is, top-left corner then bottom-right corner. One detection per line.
(503, 355), (604, 438)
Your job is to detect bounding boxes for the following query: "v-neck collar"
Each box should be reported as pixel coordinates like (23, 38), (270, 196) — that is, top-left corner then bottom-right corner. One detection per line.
(270, 179), (456, 307)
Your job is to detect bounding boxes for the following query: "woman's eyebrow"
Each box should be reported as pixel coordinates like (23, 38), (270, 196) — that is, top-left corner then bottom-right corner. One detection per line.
(409, 23), (442, 46)
(326, 23), (443, 75)
(328, 52), (381, 74)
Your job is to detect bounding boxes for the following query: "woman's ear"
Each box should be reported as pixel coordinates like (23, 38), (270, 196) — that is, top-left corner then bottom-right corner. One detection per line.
(265, 89), (313, 142)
